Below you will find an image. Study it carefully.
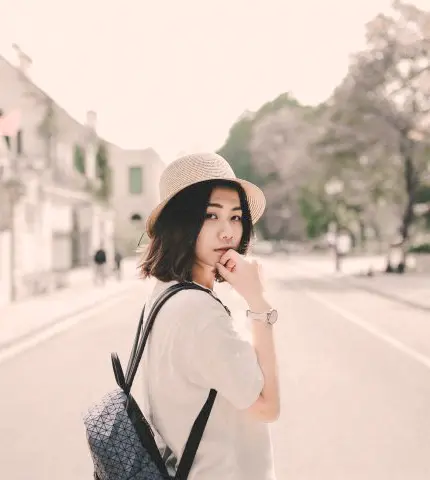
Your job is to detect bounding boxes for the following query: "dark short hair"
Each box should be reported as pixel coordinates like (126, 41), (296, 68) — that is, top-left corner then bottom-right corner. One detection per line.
(138, 179), (254, 283)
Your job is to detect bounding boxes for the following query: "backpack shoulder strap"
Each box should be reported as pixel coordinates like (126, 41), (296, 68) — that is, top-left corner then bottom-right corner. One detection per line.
(174, 388), (217, 479)
(126, 282), (229, 391)
(125, 283), (188, 390)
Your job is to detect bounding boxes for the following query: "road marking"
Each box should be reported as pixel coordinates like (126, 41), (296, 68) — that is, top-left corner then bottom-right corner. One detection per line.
(304, 289), (430, 371)
(0, 289), (137, 366)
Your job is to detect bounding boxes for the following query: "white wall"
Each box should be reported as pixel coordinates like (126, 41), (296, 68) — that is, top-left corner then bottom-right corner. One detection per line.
(102, 210), (115, 269)
(40, 198), (53, 272)
(90, 204), (103, 252)
(51, 203), (73, 232)
(0, 231), (11, 307)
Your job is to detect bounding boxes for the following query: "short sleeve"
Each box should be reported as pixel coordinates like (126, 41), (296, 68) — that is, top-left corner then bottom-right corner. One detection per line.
(184, 293), (264, 410)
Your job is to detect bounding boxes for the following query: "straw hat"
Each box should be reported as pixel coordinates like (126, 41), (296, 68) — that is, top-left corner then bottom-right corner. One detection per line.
(145, 152), (266, 238)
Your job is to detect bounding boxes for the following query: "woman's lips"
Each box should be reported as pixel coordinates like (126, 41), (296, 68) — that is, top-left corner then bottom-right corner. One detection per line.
(214, 248), (230, 254)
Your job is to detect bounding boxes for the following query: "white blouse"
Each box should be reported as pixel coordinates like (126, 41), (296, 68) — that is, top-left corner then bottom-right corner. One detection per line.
(141, 280), (276, 480)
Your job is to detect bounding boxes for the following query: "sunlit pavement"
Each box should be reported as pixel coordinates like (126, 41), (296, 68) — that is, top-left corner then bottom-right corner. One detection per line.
(0, 254), (429, 479)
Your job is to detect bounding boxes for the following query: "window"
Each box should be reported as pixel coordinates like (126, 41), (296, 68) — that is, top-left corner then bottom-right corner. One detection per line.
(1, 132), (22, 154)
(130, 213), (142, 222)
(0, 109), (23, 154)
(128, 166), (143, 194)
(16, 131), (23, 155)
(74, 144), (86, 174)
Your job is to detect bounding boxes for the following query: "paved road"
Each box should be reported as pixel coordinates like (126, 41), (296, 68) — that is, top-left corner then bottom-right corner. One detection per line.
(0, 254), (429, 479)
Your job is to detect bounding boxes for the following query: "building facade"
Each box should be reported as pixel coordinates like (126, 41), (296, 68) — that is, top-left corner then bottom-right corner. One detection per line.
(0, 45), (165, 305)
(107, 145), (164, 254)
(0, 48), (112, 305)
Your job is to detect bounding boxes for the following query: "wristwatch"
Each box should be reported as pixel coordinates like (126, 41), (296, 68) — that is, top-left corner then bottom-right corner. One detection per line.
(246, 309), (278, 325)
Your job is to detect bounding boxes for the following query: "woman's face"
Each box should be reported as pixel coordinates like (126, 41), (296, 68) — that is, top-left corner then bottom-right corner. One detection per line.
(195, 187), (244, 271)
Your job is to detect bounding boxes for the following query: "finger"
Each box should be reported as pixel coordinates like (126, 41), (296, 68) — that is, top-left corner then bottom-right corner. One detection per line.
(219, 249), (238, 265)
(216, 262), (232, 280)
(219, 251), (233, 265)
(225, 259), (236, 270)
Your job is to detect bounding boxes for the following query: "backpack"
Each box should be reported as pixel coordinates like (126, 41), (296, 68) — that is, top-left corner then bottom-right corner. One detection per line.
(83, 282), (229, 480)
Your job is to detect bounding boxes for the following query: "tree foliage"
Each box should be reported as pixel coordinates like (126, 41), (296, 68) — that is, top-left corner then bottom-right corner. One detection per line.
(298, 188), (332, 239)
(314, 0), (430, 247)
(95, 141), (112, 201)
(217, 93), (310, 238)
(217, 93), (303, 183)
(249, 105), (319, 239)
(216, 1), (430, 244)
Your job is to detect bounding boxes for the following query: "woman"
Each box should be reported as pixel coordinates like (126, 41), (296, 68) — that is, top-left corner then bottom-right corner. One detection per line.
(138, 152), (279, 480)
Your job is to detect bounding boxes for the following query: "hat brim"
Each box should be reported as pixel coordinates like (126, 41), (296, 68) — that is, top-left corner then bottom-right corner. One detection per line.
(145, 178), (266, 239)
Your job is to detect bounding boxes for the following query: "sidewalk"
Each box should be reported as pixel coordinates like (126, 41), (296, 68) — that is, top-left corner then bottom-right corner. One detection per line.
(272, 252), (430, 312)
(334, 254), (430, 311)
(320, 254), (430, 311)
(346, 272), (430, 311)
(0, 258), (151, 351)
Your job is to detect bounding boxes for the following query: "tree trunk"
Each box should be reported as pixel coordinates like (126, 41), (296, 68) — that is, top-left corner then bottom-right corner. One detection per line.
(370, 222), (383, 254)
(357, 217), (366, 251)
(399, 136), (419, 266)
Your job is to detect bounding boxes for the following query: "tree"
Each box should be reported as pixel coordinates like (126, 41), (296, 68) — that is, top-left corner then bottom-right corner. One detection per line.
(217, 93), (304, 183)
(217, 93), (311, 239)
(315, 0), (430, 257)
(95, 141), (111, 201)
(249, 104), (319, 239)
(298, 188), (332, 239)
(217, 115), (259, 184)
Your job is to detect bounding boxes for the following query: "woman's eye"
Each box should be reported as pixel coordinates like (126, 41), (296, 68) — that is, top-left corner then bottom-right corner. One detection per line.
(205, 213), (241, 221)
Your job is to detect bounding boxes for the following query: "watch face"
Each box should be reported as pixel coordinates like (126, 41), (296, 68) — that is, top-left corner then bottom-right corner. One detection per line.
(268, 310), (278, 325)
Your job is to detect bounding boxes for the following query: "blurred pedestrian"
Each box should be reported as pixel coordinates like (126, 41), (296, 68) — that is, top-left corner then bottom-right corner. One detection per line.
(114, 250), (123, 281)
(93, 246), (107, 285)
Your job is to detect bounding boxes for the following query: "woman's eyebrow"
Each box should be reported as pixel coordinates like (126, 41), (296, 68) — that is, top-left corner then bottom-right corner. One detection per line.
(207, 203), (242, 211)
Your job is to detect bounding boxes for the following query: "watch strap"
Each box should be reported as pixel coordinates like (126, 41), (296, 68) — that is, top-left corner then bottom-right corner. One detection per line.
(246, 309), (274, 324)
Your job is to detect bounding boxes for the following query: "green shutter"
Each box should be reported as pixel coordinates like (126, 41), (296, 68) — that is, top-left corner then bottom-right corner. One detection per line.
(129, 166), (142, 194)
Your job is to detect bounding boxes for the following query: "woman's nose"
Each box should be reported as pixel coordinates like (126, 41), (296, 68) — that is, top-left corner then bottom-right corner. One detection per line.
(219, 223), (234, 241)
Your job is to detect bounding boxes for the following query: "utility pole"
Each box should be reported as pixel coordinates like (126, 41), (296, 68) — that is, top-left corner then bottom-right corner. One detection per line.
(325, 178), (344, 274)
(8, 150), (23, 302)
(9, 183), (16, 302)
(3, 157), (22, 303)
(1, 112), (23, 303)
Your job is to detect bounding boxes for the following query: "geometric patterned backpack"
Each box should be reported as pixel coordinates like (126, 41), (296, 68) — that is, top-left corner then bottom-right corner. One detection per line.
(83, 282), (229, 480)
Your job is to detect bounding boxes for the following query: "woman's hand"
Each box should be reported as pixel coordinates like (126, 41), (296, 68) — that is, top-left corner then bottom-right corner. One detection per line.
(216, 250), (264, 303)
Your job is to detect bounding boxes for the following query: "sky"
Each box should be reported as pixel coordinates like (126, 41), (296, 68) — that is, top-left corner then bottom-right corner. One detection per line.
(0, 0), (428, 163)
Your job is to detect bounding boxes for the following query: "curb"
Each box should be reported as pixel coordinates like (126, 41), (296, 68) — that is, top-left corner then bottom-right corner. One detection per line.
(343, 277), (430, 313)
(0, 283), (139, 354)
